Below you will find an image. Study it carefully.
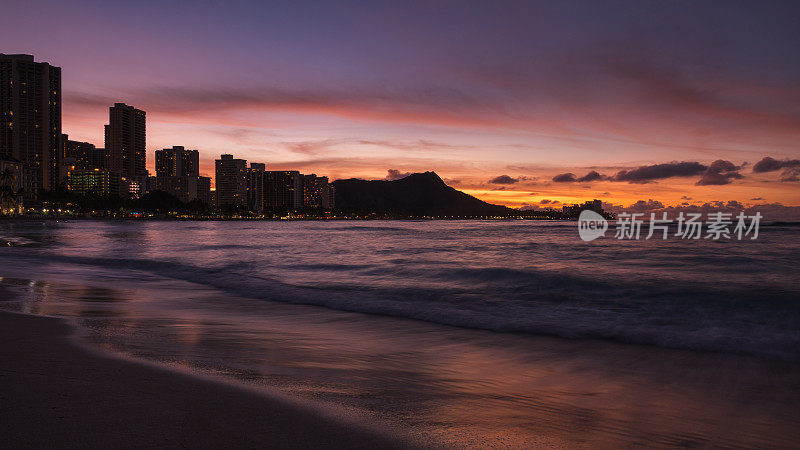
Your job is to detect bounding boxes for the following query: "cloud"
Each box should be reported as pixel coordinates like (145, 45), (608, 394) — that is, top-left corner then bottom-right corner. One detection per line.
(613, 162), (707, 183)
(552, 173), (577, 182)
(385, 169), (412, 180)
(604, 57), (800, 138)
(782, 171), (800, 182)
(286, 138), (344, 155)
(752, 156), (800, 173)
(624, 199), (666, 212)
(65, 84), (503, 129)
(695, 159), (744, 186)
(753, 156), (800, 182)
(750, 197), (763, 201)
(708, 160), (739, 173)
(536, 199), (560, 207)
(552, 170), (607, 183)
(489, 175), (519, 184)
(576, 170), (606, 182)
(726, 200), (745, 209)
(354, 139), (467, 153)
(548, 159), (748, 189)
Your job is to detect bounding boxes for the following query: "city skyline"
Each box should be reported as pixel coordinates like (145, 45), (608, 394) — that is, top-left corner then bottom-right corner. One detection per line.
(3, 50), (799, 216)
(2, 1), (799, 209)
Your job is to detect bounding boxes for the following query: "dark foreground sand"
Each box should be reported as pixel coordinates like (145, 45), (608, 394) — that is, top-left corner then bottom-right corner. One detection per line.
(0, 311), (412, 449)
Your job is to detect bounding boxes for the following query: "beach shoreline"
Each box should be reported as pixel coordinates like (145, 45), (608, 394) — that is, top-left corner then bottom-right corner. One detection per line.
(3, 283), (800, 448)
(0, 310), (417, 449)
(2, 218), (800, 447)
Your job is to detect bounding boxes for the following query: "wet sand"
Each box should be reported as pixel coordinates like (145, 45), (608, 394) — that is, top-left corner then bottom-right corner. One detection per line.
(2, 276), (800, 448)
(0, 311), (413, 449)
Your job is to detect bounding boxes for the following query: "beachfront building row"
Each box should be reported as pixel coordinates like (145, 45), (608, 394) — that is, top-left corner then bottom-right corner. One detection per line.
(216, 154), (334, 212)
(1, 53), (150, 202)
(2, 54), (334, 213)
(562, 199), (603, 218)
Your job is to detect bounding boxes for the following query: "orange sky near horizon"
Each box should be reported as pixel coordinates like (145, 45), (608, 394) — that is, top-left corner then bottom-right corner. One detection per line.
(61, 102), (800, 210)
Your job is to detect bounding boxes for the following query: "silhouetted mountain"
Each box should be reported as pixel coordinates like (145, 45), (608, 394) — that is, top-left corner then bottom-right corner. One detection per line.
(332, 171), (515, 216)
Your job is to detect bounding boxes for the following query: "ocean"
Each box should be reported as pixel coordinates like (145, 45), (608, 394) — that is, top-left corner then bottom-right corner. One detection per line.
(1, 219), (799, 446)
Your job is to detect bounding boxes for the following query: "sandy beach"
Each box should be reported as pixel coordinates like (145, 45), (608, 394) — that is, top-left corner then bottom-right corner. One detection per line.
(0, 311), (413, 449)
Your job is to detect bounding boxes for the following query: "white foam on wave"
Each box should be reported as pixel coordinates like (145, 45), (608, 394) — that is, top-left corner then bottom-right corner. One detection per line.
(4, 249), (799, 361)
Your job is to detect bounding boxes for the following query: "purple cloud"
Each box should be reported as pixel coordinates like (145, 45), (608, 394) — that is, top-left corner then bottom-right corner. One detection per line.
(576, 170), (606, 182)
(753, 156), (800, 173)
(552, 173), (577, 183)
(489, 175), (519, 184)
(613, 162), (707, 183)
(696, 160), (743, 186)
(753, 157), (800, 182)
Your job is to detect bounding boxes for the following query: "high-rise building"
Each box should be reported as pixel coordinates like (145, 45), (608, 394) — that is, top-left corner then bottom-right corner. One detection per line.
(133, 173), (156, 198)
(247, 162), (266, 212)
(65, 168), (120, 196)
(62, 134), (104, 171)
(105, 103), (145, 180)
(155, 146), (206, 203)
(155, 146), (199, 177)
(302, 174), (333, 209)
(196, 176), (211, 205)
(215, 154), (247, 208)
(561, 199), (605, 218)
(155, 175), (196, 203)
(0, 54), (62, 192)
(264, 170), (302, 211)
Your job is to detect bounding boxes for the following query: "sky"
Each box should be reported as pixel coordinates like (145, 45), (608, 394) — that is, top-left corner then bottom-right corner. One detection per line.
(2, 0), (800, 208)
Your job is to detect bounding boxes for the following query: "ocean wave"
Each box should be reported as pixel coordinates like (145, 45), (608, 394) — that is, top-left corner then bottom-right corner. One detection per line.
(4, 249), (799, 361)
(301, 224), (423, 233)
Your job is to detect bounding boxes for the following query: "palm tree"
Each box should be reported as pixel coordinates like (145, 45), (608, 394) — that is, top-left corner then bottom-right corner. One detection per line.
(0, 185), (16, 215)
(15, 188), (25, 213)
(0, 167), (19, 215)
(0, 167), (14, 188)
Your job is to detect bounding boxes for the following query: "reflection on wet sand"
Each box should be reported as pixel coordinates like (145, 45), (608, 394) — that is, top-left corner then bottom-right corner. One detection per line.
(1, 276), (798, 448)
